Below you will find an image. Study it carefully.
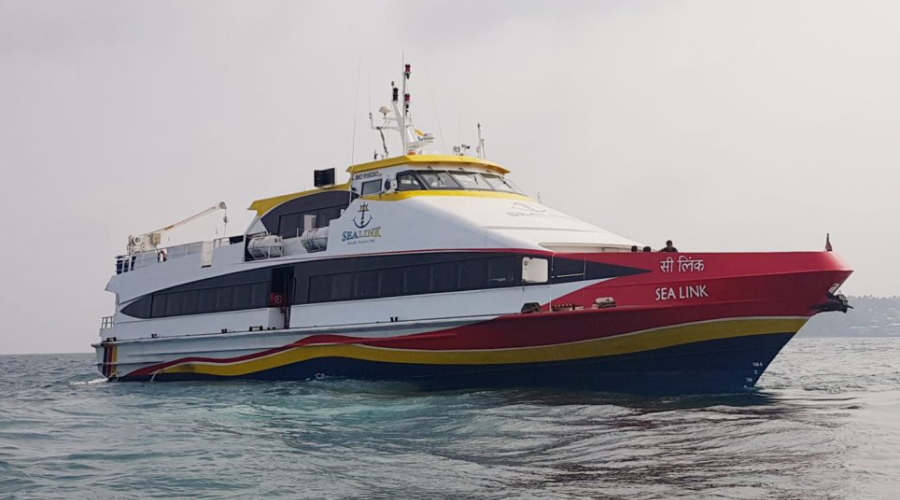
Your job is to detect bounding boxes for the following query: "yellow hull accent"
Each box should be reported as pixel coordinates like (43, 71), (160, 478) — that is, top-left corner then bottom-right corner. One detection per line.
(154, 317), (807, 378)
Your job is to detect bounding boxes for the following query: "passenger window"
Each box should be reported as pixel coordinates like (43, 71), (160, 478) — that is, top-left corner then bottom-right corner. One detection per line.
(354, 270), (378, 299)
(232, 284), (252, 310)
(361, 180), (382, 196)
(331, 273), (353, 301)
(396, 172), (424, 191)
(250, 282), (269, 308)
(431, 262), (459, 293)
(459, 259), (488, 289)
(488, 257), (517, 287)
(404, 265), (430, 295)
(418, 171), (461, 190)
(215, 287), (233, 312)
(182, 290), (199, 315)
(378, 268), (404, 297)
(164, 293), (183, 316)
(151, 294), (167, 318)
(198, 288), (216, 313)
(309, 275), (333, 303)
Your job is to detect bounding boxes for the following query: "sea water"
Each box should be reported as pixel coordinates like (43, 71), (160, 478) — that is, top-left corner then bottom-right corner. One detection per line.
(1, 338), (898, 499)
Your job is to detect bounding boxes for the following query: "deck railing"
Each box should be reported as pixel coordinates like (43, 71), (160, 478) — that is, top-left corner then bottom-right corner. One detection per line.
(115, 236), (239, 274)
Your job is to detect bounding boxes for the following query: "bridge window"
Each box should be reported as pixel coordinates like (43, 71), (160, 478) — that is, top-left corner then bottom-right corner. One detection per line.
(361, 180), (382, 196)
(418, 171), (461, 190)
(449, 172), (494, 191)
(396, 171), (424, 191)
(481, 174), (519, 193)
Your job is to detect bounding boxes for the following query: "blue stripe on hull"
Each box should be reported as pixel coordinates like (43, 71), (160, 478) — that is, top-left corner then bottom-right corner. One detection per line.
(130, 333), (796, 394)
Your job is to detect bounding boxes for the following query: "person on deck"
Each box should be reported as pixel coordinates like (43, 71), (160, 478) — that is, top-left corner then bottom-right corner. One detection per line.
(660, 240), (678, 253)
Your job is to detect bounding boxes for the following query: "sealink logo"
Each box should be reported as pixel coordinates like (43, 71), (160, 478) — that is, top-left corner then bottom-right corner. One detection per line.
(343, 203), (382, 244)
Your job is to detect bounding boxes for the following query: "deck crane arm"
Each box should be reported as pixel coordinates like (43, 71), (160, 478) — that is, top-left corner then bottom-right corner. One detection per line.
(127, 202), (227, 254)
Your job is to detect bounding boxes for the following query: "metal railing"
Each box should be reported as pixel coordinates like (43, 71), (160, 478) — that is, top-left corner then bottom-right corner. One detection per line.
(115, 236), (238, 274)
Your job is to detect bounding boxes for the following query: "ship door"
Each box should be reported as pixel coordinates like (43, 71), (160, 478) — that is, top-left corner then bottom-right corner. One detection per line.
(270, 267), (295, 329)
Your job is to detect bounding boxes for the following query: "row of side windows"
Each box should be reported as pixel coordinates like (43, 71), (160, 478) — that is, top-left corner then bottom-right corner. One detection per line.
(149, 282), (269, 318)
(121, 252), (642, 320)
(306, 256), (519, 304)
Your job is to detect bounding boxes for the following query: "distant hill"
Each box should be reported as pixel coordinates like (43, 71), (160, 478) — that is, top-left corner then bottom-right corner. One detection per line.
(800, 295), (900, 337)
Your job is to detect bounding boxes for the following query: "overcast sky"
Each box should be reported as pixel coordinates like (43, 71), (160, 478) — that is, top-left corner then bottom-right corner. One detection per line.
(1, 0), (898, 354)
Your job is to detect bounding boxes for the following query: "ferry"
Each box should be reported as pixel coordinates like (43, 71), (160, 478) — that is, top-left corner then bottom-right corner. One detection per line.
(94, 64), (852, 392)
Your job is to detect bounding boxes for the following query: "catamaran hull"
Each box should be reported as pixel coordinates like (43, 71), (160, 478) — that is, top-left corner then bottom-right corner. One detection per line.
(96, 312), (806, 393)
(94, 251), (850, 394)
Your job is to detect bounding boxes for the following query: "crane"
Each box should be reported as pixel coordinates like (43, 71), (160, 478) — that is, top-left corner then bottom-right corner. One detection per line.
(126, 202), (227, 254)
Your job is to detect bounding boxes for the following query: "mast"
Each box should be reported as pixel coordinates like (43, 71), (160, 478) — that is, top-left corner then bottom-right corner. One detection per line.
(370, 61), (434, 157)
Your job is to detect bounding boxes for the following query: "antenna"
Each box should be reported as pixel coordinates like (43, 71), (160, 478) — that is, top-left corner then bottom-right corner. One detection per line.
(350, 57), (362, 167)
(476, 123), (487, 159)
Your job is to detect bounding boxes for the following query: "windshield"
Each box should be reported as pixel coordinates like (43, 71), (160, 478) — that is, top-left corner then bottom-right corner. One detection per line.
(395, 169), (522, 194)
(418, 171), (461, 190)
(481, 174), (519, 193)
(396, 171), (424, 191)
(449, 171), (494, 190)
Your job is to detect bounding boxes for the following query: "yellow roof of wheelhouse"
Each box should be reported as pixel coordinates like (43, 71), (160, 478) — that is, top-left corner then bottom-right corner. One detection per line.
(248, 155), (510, 216)
(347, 154), (510, 175)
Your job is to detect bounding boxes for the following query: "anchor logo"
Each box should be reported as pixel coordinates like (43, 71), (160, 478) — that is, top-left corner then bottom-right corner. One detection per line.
(353, 203), (372, 229)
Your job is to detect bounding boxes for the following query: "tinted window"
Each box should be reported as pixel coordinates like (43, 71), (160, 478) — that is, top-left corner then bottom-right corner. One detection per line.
(354, 270), (378, 299)
(198, 288), (216, 314)
(122, 296), (152, 318)
(481, 174), (519, 193)
(418, 171), (461, 190)
(232, 284), (252, 310)
(164, 293), (182, 316)
(378, 268), (404, 297)
(431, 262), (459, 293)
(404, 265), (430, 295)
(459, 259), (488, 290)
(396, 171), (424, 191)
(332, 273), (353, 301)
(309, 275), (333, 303)
(215, 287), (233, 311)
(250, 282), (269, 308)
(317, 206), (343, 227)
(552, 257), (585, 281)
(279, 213), (302, 238)
(450, 172), (494, 191)
(182, 290), (200, 315)
(361, 180), (382, 196)
(151, 295), (167, 318)
(488, 257), (517, 287)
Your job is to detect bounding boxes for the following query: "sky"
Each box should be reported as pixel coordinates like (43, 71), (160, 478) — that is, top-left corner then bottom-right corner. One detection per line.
(1, 0), (898, 354)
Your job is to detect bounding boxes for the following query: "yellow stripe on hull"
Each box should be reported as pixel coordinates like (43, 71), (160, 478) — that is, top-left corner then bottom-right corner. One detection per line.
(152, 317), (807, 378)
